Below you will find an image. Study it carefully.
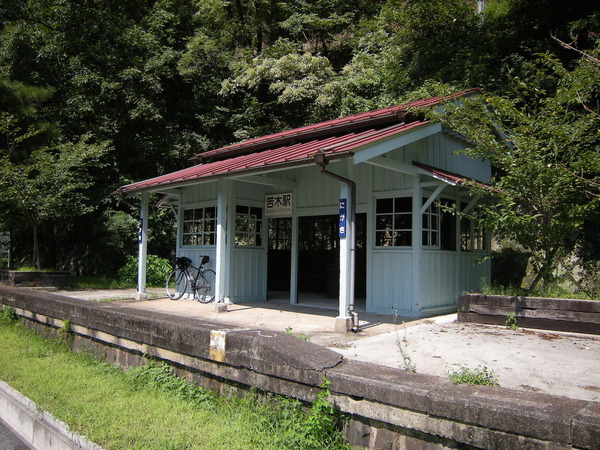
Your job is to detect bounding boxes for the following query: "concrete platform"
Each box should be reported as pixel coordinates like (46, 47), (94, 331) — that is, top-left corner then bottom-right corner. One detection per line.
(56, 289), (600, 402)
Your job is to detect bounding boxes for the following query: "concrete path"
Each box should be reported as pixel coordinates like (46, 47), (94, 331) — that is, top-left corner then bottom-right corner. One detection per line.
(56, 289), (600, 402)
(0, 417), (30, 450)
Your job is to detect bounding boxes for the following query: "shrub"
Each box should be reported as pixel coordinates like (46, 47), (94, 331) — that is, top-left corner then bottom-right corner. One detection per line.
(0, 306), (18, 324)
(118, 255), (171, 287)
(446, 364), (499, 386)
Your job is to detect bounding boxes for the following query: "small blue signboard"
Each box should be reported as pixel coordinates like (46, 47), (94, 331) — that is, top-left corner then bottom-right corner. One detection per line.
(339, 198), (347, 238)
(138, 218), (144, 244)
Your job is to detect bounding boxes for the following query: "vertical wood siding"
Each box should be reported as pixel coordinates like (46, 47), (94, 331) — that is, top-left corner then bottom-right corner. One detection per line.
(370, 251), (414, 315)
(420, 251), (490, 311)
(230, 248), (267, 301)
(181, 182), (218, 204)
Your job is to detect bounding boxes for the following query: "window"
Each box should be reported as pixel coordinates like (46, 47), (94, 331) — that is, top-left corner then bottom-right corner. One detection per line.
(299, 216), (338, 251)
(375, 197), (412, 247)
(182, 206), (216, 246)
(422, 200), (439, 247)
(235, 205), (263, 246)
(422, 197), (456, 250)
(268, 218), (292, 250)
(460, 204), (487, 251)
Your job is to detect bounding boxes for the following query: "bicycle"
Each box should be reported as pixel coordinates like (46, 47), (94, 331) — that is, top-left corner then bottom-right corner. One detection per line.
(166, 255), (216, 303)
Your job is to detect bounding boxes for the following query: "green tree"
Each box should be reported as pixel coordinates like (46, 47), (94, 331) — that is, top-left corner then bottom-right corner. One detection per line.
(0, 135), (112, 268)
(424, 44), (600, 291)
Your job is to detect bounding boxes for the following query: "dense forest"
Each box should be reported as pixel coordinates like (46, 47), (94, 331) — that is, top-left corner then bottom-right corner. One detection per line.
(0, 0), (598, 292)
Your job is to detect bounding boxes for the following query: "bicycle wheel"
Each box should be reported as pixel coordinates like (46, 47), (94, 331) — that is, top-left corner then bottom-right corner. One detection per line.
(194, 269), (216, 303)
(166, 269), (188, 300)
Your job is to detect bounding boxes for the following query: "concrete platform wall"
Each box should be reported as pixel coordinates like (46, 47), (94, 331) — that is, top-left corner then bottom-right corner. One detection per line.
(1, 286), (599, 449)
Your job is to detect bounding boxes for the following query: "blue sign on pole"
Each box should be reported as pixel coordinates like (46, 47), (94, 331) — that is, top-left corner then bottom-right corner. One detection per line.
(339, 198), (347, 238)
(138, 218), (143, 244)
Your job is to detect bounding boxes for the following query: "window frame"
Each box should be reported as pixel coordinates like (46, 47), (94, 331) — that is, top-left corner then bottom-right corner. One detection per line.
(460, 203), (487, 252)
(374, 195), (413, 248)
(235, 204), (264, 247)
(181, 204), (217, 247)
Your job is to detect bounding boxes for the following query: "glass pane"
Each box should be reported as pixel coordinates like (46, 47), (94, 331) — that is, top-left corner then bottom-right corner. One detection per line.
(394, 231), (411, 246)
(395, 214), (411, 230)
(376, 198), (393, 214)
(236, 205), (247, 214)
(184, 209), (195, 221)
(423, 214), (430, 228)
(422, 230), (429, 246)
(250, 207), (262, 218)
(236, 216), (248, 232)
(204, 207), (216, 219)
(376, 231), (392, 247)
(395, 197), (411, 212)
(376, 215), (393, 229)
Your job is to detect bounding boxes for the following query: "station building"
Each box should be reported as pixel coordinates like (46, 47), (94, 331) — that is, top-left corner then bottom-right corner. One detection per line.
(114, 89), (491, 330)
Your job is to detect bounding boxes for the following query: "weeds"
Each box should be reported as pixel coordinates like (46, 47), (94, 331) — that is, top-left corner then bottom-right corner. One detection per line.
(505, 312), (518, 331)
(0, 305), (18, 324)
(480, 277), (598, 300)
(393, 311), (416, 372)
(283, 326), (310, 341)
(446, 364), (500, 386)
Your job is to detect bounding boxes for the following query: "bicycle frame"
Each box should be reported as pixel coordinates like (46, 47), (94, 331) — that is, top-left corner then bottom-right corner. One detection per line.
(167, 255), (215, 303)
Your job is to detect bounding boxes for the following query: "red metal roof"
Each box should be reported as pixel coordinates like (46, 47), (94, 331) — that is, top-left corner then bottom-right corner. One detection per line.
(412, 162), (497, 192)
(193, 88), (480, 163)
(115, 121), (427, 196)
(114, 89), (481, 197)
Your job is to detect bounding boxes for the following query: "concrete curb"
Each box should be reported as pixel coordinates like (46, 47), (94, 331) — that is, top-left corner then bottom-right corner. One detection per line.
(0, 381), (101, 450)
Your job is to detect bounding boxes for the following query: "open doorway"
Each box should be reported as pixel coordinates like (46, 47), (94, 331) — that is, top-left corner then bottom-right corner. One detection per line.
(298, 215), (339, 300)
(267, 214), (366, 306)
(267, 218), (292, 299)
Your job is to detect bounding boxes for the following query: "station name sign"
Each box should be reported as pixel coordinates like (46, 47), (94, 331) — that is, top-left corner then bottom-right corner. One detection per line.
(265, 192), (292, 217)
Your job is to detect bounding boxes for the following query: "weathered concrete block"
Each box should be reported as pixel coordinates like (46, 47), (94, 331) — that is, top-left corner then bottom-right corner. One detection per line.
(223, 329), (343, 386)
(428, 383), (586, 444)
(572, 401), (600, 449)
(327, 360), (447, 412)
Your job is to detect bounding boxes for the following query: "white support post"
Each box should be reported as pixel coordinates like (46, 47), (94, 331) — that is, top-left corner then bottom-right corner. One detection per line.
(290, 214), (299, 305)
(412, 176), (422, 313)
(215, 179), (231, 311)
(136, 191), (149, 301)
(336, 182), (353, 331)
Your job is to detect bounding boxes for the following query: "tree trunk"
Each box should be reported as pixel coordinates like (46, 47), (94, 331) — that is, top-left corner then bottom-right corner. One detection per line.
(527, 247), (558, 292)
(32, 223), (40, 270)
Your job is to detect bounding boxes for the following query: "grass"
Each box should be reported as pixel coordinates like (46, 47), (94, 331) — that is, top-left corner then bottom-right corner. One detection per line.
(446, 364), (500, 386)
(0, 309), (349, 449)
(479, 278), (599, 300)
(68, 276), (134, 290)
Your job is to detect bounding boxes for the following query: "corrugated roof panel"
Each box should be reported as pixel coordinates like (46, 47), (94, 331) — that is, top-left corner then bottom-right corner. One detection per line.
(114, 89), (481, 196)
(114, 122), (434, 196)
(194, 89), (479, 162)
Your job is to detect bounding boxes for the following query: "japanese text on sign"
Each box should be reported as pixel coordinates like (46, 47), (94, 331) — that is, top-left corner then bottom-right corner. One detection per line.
(339, 198), (347, 238)
(265, 192), (293, 217)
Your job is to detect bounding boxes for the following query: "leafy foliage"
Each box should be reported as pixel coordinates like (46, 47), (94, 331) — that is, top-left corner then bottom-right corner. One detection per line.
(0, 0), (598, 281)
(118, 254), (171, 287)
(423, 45), (600, 290)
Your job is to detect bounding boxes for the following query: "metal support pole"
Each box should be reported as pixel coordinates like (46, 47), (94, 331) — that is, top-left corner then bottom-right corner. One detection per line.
(314, 152), (359, 332)
(136, 191), (149, 300)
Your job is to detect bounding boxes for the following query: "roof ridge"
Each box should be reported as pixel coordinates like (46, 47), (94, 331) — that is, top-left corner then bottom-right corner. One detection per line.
(192, 89), (479, 163)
